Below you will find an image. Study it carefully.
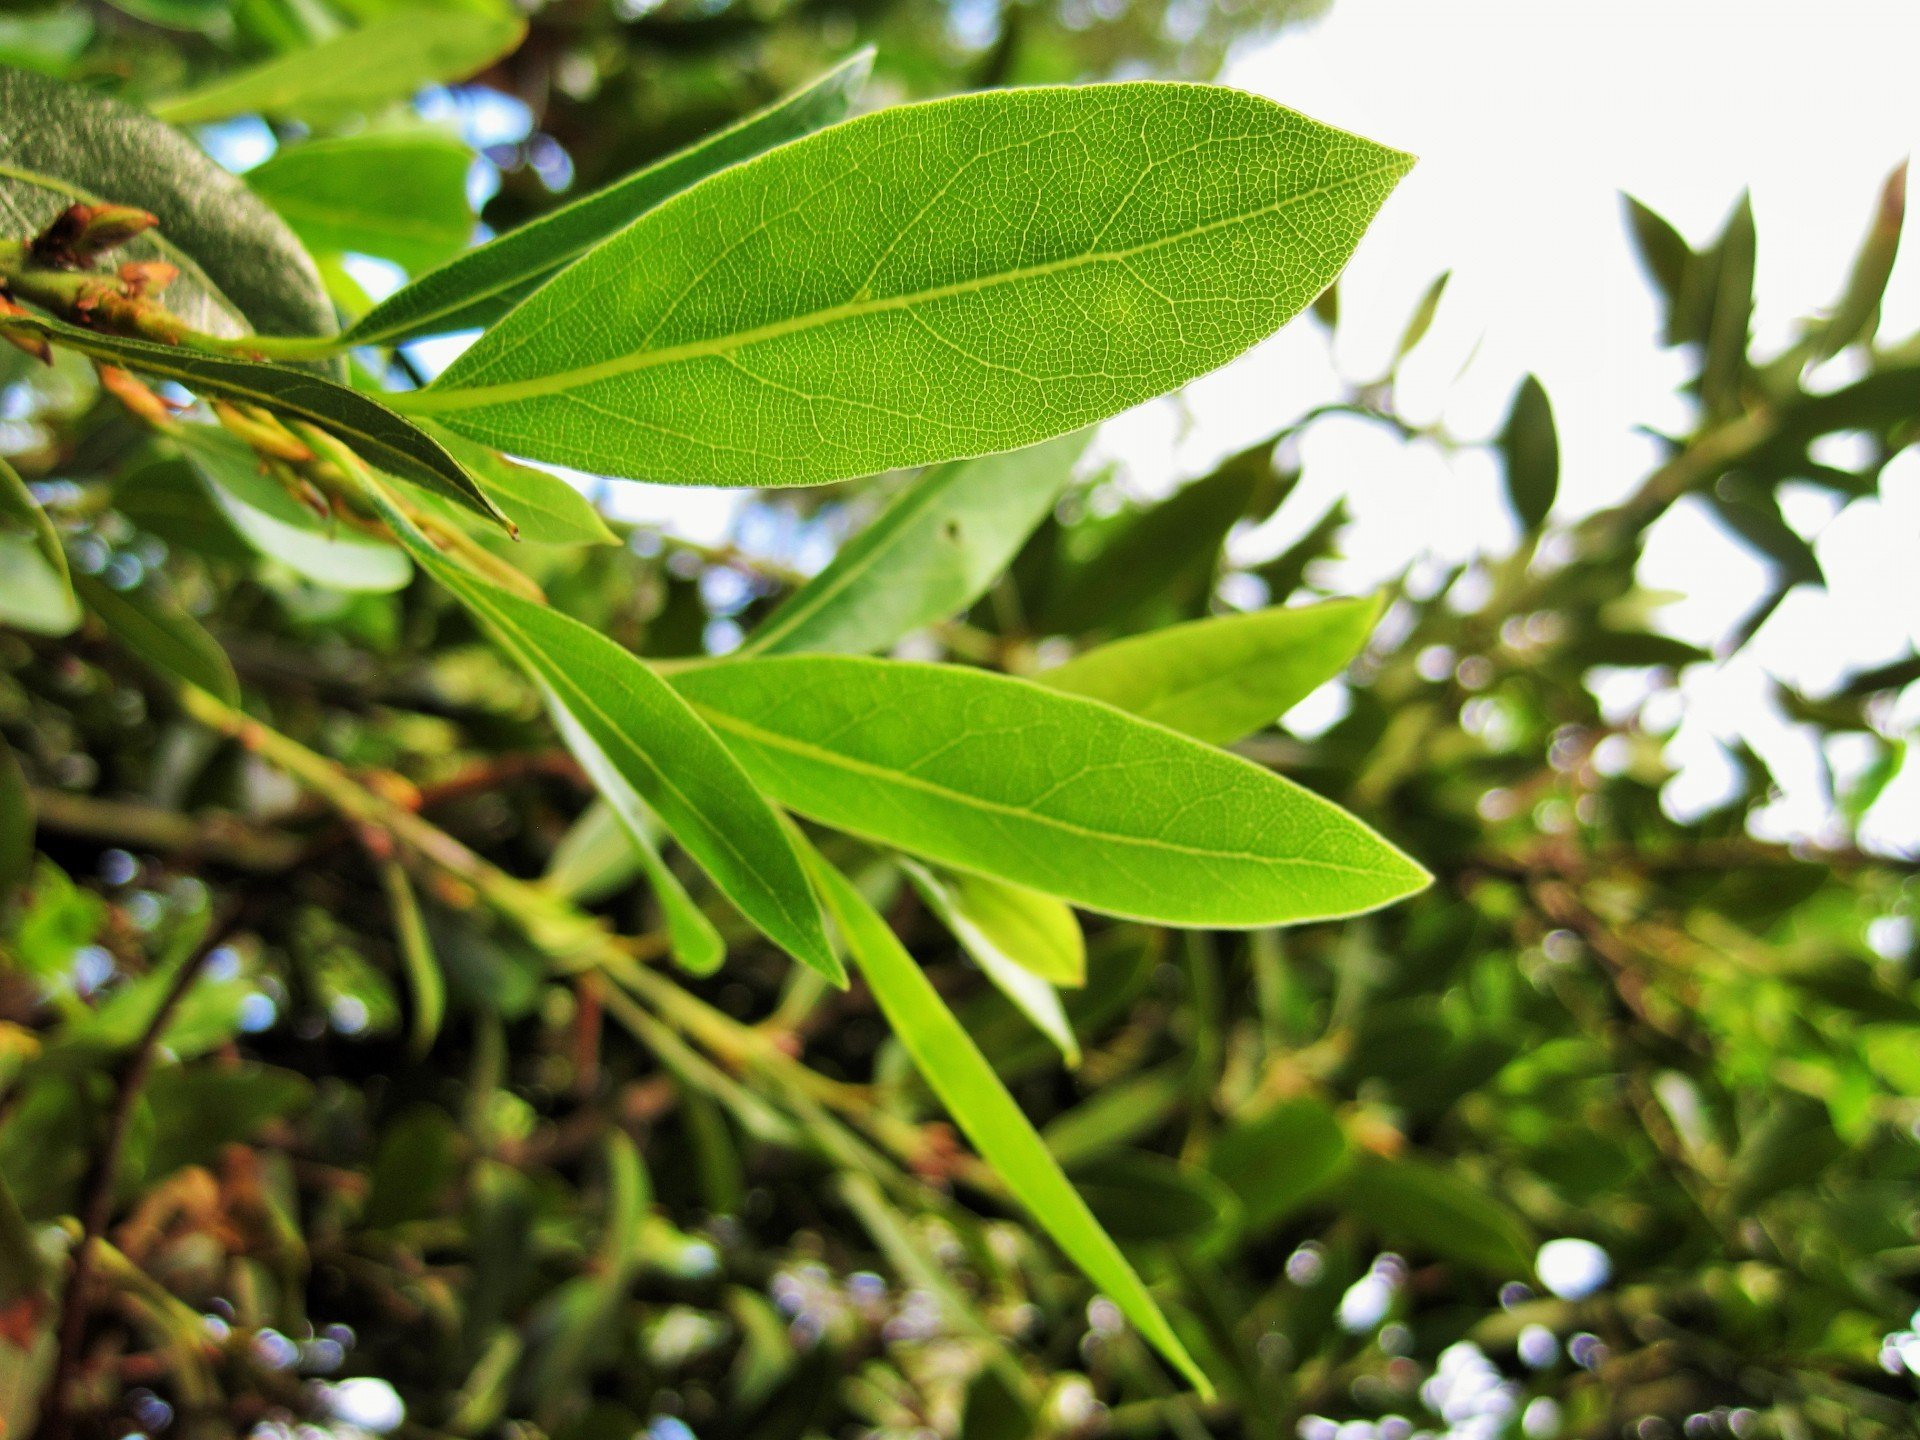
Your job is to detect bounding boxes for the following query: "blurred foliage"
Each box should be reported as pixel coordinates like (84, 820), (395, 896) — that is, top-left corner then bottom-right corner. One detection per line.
(2, 6), (1920, 1440)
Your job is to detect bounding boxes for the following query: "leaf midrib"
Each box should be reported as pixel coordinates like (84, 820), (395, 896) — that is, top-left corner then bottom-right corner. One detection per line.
(687, 700), (1407, 880)
(397, 163), (1404, 416)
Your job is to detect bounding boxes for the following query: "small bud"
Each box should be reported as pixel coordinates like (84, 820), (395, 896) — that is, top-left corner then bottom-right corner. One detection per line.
(96, 363), (179, 427)
(214, 401), (314, 463)
(0, 297), (51, 365)
(30, 203), (159, 267)
(117, 260), (178, 298)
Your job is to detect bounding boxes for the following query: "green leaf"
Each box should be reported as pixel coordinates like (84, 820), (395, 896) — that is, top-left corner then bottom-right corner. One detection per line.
(377, 857), (445, 1056)
(805, 849), (1212, 1396)
(902, 859), (1081, 1065)
(0, 531), (80, 635)
(1069, 1149), (1235, 1243)
(1815, 161), (1905, 359)
(1205, 1096), (1349, 1235)
(400, 84), (1412, 485)
(1036, 459), (1260, 634)
(0, 733), (31, 911)
(746, 431), (1084, 656)
(1499, 374), (1558, 532)
(173, 426), (413, 592)
(1623, 194), (1691, 321)
(246, 130), (475, 273)
(1037, 595), (1380, 746)
(671, 655), (1429, 928)
(357, 473), (839, 981)
(540, 797), (643, 905)
(0, 315), (507, 529)
(0, 454), (69, 605)
(1338, 1152), (1534, 1275)
(74, 570), (240, 705)
(1391, 268), (1449, 365)
(626, 821), (728, 978)
(151, 1), (526, 126)
(347, 50), (873, 347)
(419, 424), (616, 547)
(0, 64), (334, 344)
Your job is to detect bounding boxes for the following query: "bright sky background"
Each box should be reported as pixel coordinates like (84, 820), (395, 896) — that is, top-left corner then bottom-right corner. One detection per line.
(401, 0), (1920, 852)
(1077, 0), (1920, 850)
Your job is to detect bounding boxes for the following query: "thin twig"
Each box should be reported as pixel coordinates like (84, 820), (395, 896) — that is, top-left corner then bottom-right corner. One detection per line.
(38, 905), (244, 1440)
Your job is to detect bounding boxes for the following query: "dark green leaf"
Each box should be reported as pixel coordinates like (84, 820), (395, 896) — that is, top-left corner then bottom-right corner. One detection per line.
(74, 570), (239, 705)
(1499, 374), (1558, 532)
(0, 315), (507, 528)
(347, 50), (874, 346)
(0, 64), (334, 343)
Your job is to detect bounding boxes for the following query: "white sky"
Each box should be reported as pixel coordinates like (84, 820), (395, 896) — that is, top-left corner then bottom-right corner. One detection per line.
(1076, 0), (1920, 849)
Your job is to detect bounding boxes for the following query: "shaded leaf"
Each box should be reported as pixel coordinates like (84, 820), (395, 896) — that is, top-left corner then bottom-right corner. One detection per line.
(0, 64), (334, 343)
(746, 431), (1083, 656)
(0, 316), (506, 528)
(1499, 374), (1558, 532)
(74, 570), (239, 705)
(348, 49), (874, 346)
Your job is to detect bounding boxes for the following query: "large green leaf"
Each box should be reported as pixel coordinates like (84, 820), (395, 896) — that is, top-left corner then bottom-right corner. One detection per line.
(173, 427), (413, 592)
(0, 64), (333, 343)
(346, 50), (873, 347)
(151, 1), (526, 126)
(806, 851), (1211, 1395)
(671, 656), (1428, 928)
(399, 84), (1411, 485)
(745, 432), (1083, 656)
(355, 473), (838, 981)
(246, 131), (475, 273)
(0, 314), (505, 528)
(74, 571), (239, 705)
(1338, 1152), (1534, 1275)
(1038, 596), (1379, 746)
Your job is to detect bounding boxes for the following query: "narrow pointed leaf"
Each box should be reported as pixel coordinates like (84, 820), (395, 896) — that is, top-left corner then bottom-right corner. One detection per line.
(746, 431), (1083, 656)
(347, 50), (874, 347)
(0, 734), (30, 908)
(1499, 375), (1558, 532)
(0, 314), (506, 528)
(75, 571), (239, 705)
(377, 857), (445, 1056)
(420, 424), (616, 547)
(1038, 596), (1380, 746)
(358, 477), (839, 981)
(806, 850), (1211, 1396)
(672, 656), (1429, 928)
(902, 859), (1080, 1064)
(151, 2), (526, 126)
(401, 84), (1412, 485)
(0, 455), (69, 605)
